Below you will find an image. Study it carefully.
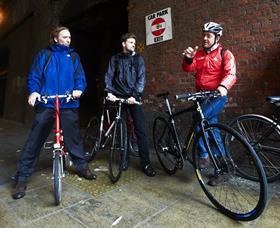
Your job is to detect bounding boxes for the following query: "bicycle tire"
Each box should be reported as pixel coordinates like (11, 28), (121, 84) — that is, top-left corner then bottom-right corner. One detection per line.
(84, 117), (99, 161)
(53, 152), (62, 205)
(229, 114), (280, 182)
(153, 117), (179, 175)
(109, 118), (127, 183)
(193, 123), (267, 221)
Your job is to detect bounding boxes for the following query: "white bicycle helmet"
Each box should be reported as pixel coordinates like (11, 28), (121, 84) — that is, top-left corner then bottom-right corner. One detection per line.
(203, 22), (223, 37)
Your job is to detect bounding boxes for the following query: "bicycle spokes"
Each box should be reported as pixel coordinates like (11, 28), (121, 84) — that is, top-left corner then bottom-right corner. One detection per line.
(193, 123), (267, 221)
(108, 119), (126, 183)
(153, 117), (179, 174)
(230, 115), (280, 182)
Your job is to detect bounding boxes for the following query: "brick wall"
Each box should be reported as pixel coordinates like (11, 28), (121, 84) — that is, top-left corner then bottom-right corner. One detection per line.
(1, 0), (279, 126)
(128, 0), (280, 124)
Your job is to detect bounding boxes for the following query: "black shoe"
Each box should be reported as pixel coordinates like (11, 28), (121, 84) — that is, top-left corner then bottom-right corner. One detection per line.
(12, 181), (27, 200)
(207, 174), (229, 186)
(199, 157), (210, 169)
(77, 168), (97, 180)
(143, 164), (156, 177)
(122, 158), (129, 171)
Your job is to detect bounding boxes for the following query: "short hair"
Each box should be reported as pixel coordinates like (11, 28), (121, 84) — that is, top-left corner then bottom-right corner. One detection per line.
(121, 33), (136, 43)
(49, 26), (70, 44)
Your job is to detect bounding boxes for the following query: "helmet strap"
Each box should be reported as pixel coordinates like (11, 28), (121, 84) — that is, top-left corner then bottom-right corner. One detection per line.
(204, 43), (219, 53)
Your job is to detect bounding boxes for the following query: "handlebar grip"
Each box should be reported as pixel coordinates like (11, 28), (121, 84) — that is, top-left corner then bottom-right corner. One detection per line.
(175, 93), (190, 100)
(134, 101), (142, 105)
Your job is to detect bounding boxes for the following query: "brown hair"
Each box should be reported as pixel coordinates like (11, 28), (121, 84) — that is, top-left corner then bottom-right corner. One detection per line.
(49, 26), (70, 44)
(121, 32), (136, 43)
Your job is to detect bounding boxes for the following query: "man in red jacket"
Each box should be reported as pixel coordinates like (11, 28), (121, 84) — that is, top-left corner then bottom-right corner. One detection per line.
(182, 22), (237, 185)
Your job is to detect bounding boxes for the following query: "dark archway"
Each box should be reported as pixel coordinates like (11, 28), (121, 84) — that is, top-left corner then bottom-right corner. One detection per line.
(0, 46), (9, 117)
(60, 0), (128, 126)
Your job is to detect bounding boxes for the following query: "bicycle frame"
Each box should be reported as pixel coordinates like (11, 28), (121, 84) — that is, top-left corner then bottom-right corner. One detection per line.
(42, 95), (72, 175)
(84, 95), (142, 164)
(53, 96), (67, 177)
(159, 92), (226, 171)
(97, 97), (124, 149)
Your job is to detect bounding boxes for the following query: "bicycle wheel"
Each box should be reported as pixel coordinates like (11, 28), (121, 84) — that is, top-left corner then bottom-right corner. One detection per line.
(193, 123), (267, 221)
(53, 152), (62, 205)
(229, 114), (280, 182)
(84, 117), (99, 161)
(153, 117), (179, 175)
(108, 118), (127, 183)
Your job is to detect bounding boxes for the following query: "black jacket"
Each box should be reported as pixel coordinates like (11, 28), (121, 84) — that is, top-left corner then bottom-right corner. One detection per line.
(104, 52), (146, 98)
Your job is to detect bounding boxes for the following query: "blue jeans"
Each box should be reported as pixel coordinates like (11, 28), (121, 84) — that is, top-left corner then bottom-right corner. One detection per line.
(195, 96), (228, 158)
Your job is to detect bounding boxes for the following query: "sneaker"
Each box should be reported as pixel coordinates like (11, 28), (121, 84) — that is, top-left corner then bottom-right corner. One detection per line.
(199, 157), (210, 169)
(142, 164), (156, 177)
(12, 181), (27, 200)
(207, 174), (229, 186)
(77, 168), (97, 180)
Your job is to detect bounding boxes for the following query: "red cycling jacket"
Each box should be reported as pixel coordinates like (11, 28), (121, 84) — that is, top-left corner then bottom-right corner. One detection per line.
(182, 44), (236, 91)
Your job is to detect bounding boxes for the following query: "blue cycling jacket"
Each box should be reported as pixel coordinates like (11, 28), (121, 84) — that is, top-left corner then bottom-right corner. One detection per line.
(27, 44), (86, 108)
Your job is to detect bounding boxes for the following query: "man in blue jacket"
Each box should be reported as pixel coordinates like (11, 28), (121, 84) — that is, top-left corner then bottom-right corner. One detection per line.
(12, 26), (96, 200)
(105, 33), (156, 177)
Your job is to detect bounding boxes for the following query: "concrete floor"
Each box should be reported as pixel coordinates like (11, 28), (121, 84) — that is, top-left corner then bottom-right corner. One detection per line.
(0, 118), (280, 227)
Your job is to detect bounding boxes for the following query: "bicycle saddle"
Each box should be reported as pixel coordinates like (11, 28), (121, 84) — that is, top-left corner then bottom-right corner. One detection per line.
(266, 96), (280, 106)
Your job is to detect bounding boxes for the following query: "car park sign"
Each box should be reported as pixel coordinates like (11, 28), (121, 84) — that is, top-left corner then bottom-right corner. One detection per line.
(145, 8), (173, 45)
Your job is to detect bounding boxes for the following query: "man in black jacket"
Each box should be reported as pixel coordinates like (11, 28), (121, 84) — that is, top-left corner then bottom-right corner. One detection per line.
(104, 33), (156, 177)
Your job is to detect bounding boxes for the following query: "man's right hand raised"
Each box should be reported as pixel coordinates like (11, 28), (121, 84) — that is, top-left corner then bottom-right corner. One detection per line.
(183, 46), (199, 59)
(28, 92), (41, 107)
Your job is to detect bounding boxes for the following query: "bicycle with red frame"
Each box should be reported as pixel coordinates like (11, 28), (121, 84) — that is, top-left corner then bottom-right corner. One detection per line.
(83, 96), (141, 183)
(41, 94), (73, 205)
(84, 104), (140, 163)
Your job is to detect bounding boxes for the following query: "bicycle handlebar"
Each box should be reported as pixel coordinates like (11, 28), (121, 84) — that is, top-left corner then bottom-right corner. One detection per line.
(175, 90), (220, 101)
(40, 94), (74, 104)
(106, 96), (142, 105)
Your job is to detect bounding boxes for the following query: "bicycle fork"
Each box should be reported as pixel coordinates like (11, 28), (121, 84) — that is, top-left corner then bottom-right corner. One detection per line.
(196, 102), (228, 175)
(164, 97), (185, 167)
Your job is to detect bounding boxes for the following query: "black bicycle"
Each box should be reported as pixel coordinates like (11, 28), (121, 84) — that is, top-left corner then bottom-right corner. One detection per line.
(229, 96), (280, 182)
(83, 96), (140, 183)
(153, 91), (267, 221)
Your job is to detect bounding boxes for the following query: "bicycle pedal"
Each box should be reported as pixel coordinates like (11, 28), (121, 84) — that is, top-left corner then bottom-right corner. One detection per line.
(94, 166), (108, 172)
(44, 141), (54, 149)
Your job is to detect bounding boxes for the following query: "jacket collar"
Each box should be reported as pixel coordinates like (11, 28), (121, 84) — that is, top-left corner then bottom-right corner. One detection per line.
(120, 51), (136, 57)
(49, 44), (74, 53)
(204, 43), (220, 53)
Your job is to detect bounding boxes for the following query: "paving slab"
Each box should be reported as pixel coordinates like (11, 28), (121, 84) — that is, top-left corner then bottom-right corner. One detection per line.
(256, 195), (280, 228)
(0, 200), (23, 227)
(0, 118), (280, 227)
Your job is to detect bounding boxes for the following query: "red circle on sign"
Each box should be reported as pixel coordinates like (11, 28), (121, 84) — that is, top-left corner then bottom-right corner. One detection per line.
(151, 17), (166, 36)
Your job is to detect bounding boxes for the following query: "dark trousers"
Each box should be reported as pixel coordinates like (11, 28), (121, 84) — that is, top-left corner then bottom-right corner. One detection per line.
(15, 108), (87, 182)
(121, 104), (150, 168)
